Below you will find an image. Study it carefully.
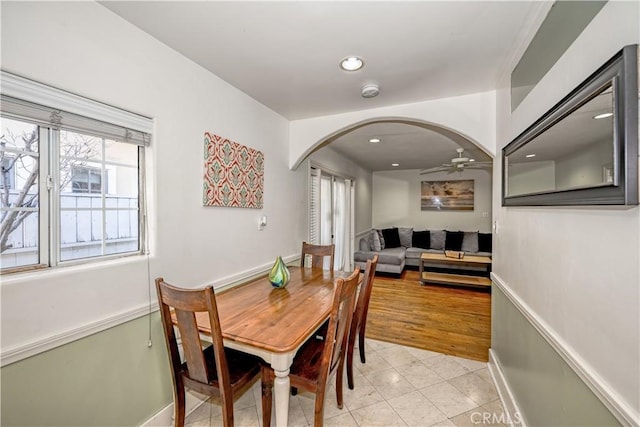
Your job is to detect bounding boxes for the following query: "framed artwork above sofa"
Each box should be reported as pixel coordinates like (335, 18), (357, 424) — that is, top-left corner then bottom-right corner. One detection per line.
(421, 180), (474, 211)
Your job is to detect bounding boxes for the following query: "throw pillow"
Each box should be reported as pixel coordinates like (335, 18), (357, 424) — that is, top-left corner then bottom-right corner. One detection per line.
(412, 230), (430, 249)
(461, 231), (479, 253)
(398, 227), (413, 248)
(381, 227), (401, 248)
(445, 231), (465, 251)
(371, 230), (382, 251)
(359, 237), (371, 251)
(430, 230), (446, 250)
(478, 232), (492, 253)
(377, 229), (386, 249)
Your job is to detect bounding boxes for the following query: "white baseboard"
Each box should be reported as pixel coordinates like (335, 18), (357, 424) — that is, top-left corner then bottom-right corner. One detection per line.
(488, 349), (526, 427)
(140, 391), (208, 427)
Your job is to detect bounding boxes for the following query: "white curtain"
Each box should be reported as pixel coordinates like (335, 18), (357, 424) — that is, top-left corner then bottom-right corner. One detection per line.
(333, 179), (346, 270)
(309, 166), (354, 271)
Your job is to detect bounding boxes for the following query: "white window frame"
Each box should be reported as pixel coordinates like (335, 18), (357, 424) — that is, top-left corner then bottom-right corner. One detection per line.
(70, 165), (104, 194)
(0, 72), (152, 273)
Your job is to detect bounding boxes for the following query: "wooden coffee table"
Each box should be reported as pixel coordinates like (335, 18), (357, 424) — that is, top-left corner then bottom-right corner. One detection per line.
(419, 252), (492, 287)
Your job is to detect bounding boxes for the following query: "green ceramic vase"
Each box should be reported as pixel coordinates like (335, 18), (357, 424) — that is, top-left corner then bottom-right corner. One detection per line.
(269, 256), (290, 288)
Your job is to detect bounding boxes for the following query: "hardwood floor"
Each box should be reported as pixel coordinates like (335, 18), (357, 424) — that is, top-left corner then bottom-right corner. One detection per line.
(365, 268), (491, 361)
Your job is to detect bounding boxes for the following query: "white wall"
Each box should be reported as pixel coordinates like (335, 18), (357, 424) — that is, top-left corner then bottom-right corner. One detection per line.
(555, 139), (611, 189)
(507, 161), (555, 196)
(1, 2), (306, 360)
(373, 169), (492, 232)
(493, 1), (639, 422)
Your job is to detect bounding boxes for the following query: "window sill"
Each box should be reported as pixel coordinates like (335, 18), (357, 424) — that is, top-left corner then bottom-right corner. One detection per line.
(0, 252), (148, 282)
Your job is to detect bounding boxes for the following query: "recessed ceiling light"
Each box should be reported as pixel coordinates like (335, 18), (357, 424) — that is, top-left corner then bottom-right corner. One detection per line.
(369, 138), (381, 143)
(593, 112), (613, 119)
(392, 163), (399, 167)
(525, 154), (536, 158)
(340, 56), (364, 71)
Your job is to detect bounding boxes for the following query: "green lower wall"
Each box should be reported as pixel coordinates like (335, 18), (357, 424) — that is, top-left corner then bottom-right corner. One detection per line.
(1, 312), (172, 427)
(492, 286), (620, 426)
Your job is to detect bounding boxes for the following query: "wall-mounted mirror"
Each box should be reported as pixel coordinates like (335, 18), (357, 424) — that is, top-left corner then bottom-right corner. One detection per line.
(503, 44), (638, 206)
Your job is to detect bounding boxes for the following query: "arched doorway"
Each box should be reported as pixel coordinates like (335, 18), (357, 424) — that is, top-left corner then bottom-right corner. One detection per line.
(299, 118), (494, 271)
(292, 117), (493, 172)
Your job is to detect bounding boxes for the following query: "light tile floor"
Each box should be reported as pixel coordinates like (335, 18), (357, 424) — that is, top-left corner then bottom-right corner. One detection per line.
(185, 339), (506, 427)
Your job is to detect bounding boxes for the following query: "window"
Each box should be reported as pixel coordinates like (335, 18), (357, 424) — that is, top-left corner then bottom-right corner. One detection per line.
(1, 156), (16, 189)
(0, 72), (151, 272)
(71, 166), (103, 194)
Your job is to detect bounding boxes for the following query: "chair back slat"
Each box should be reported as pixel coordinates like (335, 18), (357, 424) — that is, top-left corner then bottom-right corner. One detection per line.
(353, 255), (379, 335)
(301, 242), (335, 271)
(321, 267), (360, 383)
(329, 307), (350, 373)
(345, 255), (379, 390)
(175, 309), (209, 383)
(156, 277), (261, 427)
(155, 278), (230, 389)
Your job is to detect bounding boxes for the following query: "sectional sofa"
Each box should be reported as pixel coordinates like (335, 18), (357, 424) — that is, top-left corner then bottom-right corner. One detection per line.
(353, 227), (492, 274)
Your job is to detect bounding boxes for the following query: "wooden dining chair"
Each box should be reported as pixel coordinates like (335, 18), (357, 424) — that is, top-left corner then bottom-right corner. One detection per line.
(346, 254), (379, 389)
(155, 277), (262, 427)
(261, 267), (361, 427)
(300, 241), (335, 271)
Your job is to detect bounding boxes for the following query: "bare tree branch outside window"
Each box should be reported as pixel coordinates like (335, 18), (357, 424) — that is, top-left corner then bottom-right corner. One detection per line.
(0, 127), (39, 253)
(0, 124), (99, 255)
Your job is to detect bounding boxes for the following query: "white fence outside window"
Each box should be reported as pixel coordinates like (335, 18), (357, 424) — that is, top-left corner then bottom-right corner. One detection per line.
(1, 191), (138, 268)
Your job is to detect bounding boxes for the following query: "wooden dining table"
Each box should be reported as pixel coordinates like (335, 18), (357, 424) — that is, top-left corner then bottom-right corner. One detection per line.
(190, 266), (356, 427)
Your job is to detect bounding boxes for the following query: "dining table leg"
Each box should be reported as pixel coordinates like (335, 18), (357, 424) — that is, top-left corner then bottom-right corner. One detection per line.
(270, 353), (294, 427)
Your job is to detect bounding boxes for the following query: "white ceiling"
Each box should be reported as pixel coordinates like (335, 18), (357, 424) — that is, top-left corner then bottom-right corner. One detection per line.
(101, 1), (545, 171)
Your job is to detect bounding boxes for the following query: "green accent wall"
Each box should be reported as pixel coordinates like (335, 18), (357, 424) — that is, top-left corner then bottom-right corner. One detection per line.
(1, 312), (172, 426)
(492, 286), (620, 426)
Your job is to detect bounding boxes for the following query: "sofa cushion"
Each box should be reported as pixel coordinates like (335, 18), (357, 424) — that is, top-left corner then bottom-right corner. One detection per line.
(461, 231), (479, 253)
(430, 230), (446, 250)
(355, 247), (404, 266)
(381, 227), (401, 248)
(478, 233), (492, 253)
(355, 258), (404, 275)
(371, 230), (382, 251)
(445, 231), (464, 251)
(359, 237), (371, 251)
(377, 229), (386, 249)
(412, 230), (430, 249)
(354, 250), (375, 262)
(405, 247), (426, 259)
(375, 247), (405, 266)
(398, 227), (413, 248)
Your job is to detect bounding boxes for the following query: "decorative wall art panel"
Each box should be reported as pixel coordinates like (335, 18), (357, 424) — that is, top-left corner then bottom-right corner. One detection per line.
(203, 133), (264, 208)
(421, 180), (474, 211)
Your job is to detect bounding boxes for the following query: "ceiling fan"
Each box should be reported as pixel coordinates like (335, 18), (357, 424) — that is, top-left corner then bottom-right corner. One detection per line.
(419, 148), (492, 175)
